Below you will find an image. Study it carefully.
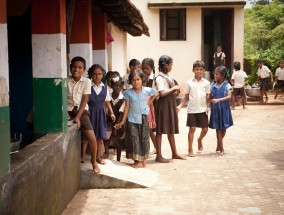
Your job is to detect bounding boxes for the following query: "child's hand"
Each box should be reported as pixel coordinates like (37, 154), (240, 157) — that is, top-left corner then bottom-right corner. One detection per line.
(115, 121), (125, 129)
(152, 121), (156, 128)
(173, 85), (180, 91)
(211, 99), (219, 104)
(110, 113), (116, 122)
(177, 106), (181, 113)
(206, 107), (210, 115)
(73, 117), (81, 129)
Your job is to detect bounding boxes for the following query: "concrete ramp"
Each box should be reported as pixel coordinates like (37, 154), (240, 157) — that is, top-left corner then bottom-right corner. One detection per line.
(80, 159), (159, 189)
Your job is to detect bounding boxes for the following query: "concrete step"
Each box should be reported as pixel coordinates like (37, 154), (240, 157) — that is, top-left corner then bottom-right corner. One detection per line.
(80, 159), (159, 189)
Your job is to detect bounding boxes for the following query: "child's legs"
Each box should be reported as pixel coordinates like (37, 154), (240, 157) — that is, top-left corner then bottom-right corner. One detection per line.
(150, 130), (156, 149)
(188, 127), (196, 154)
(117, 147), (121, 161)
(167, 134), (185, 160)
(81, 136), (88, 162)
(155, 133), (162, 157)
(103, 140), (109, 158)
(216, 129), (226, 151)
(96, 140), (105, 164)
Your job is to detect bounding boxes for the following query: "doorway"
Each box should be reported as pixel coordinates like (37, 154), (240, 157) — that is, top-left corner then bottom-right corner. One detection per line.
(202, 9), (234, 78)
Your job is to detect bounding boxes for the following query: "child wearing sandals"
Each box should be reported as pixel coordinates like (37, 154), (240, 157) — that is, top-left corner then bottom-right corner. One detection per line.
(209, 66), (233, 156)
(105, 76), (126, 161)
(177, 60), (210, 157)
(82, 64), (116, 165)
(67, 56), (100, 173)
(142, 58), (157, 153)
(115, 70), (156, 168)
(155, 55), (186, 163)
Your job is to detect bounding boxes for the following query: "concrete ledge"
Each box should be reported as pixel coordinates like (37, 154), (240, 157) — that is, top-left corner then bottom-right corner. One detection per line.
(81, 159), (159, 189)
(0, 125), (81, 215)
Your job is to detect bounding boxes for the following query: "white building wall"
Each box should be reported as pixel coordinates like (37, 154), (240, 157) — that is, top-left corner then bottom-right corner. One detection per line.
(127, 1), (203, 94)
(107, 23), (127, 76)
(128, 0), (245, 94)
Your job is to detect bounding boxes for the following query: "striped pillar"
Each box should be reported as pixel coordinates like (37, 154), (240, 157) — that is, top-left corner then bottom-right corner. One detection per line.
(0, 0), (10, 176)
(70, 0), (93, 72)
(31, 0), (68, 134)
(92, 13), (108, 71)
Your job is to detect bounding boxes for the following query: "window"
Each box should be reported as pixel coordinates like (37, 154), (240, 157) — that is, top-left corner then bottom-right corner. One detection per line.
(160, 9), (186, 41)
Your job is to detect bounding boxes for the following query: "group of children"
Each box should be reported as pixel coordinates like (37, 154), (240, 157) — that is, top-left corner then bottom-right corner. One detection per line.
(67, 53), (284, 174)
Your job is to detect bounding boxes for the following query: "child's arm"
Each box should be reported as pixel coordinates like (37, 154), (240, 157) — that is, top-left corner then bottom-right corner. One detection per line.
(105, 101), (116, 122)
(147, 93), (158, 106)
(73, 94), (89, 129)
(115, 100), (129, 129)
(206, 93), (210, 115)
(211, 89), (232, 104)
(159, 86), (180, 97)
(177, 93), (189, 113)
(149, 103), (156, 128)
(269, 71), (274, 83)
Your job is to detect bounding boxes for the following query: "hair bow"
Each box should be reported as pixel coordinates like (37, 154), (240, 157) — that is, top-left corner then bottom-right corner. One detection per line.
(112, 76), (120, 83)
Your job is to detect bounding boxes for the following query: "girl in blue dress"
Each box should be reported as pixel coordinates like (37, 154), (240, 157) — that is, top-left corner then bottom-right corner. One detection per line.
(84, 64), (116, 164)
(115, 70), (157, 168)
(209, 66), (233, 156)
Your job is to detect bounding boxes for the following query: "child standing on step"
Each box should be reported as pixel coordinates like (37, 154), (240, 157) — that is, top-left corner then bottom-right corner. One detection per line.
(82, 64), (116, 165)
(209, 66), (233, 156)
(177, 60), (210, 157)
(67, 56), (100, 173)
(115, 70), (156, 168)
(274, 60), (284, 100)
(105, 76), (126, 161)
(155, 55), (186, 162)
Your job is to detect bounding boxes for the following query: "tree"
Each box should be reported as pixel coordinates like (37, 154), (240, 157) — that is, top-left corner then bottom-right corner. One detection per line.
(244, 0), (284, 84)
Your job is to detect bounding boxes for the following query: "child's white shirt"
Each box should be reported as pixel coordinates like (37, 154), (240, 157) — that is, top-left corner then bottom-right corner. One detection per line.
(185, 78), (210, 113)
(275, 67), (284, 80)
(231, 70), (247, 88)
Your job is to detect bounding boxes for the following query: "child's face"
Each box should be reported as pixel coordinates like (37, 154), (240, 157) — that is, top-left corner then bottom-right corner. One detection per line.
(112, 82), (123, 95)
(214, 70), (223, 82)
(90, 68), (104, 84)
(166, 63), (173, 73)
(192, 66), (205, 79)
(279, 62), (284, 69)
(216, 46), (222, 52)
(70, 61), (85, 80)
(130, 64), (141, 72)
(142, 64), (152, 76)
(257, 62), (263, 68)
(131, 74), (142, 89)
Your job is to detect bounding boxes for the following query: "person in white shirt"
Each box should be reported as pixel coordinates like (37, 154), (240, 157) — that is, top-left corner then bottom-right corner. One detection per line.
(177, 60), (210, 157)
(256, 59), (273, 103)
(274, 60), (284, 99)
(122, 59), (141, 90)
(231, 61), (248, 109)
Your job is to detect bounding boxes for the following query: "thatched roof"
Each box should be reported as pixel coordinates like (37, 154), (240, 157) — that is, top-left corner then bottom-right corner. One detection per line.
(93, 0), (150, 37)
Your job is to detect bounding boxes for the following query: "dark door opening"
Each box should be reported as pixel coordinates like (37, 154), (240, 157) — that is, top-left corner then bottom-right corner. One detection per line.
(202, 9), (234, 78)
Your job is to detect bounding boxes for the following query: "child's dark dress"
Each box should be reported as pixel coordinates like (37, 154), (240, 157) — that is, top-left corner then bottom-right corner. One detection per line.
(107, 98), (125, 149)
(209, 82), (233, 129)
(88, 84), (107, 140)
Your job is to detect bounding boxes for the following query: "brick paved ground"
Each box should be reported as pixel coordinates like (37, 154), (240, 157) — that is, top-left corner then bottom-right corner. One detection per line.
(63, 92), (284, 215)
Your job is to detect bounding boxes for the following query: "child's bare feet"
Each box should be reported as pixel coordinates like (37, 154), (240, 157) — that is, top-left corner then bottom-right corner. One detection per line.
(96, 158), (106, 165)
(132, 161), (143, 168)
(188, 152), (196, 157)
(264, 97), (268, 103)
(142, 160), (147, 168)
(155, 156), (171, 163)
(172, 153), (187, 160)
(218, 151), (225, 156)
(91, 160), (101, 173)
(216, 145), (220, 153)
(197, 138), (203, 151)
(81, 158), (86, 163)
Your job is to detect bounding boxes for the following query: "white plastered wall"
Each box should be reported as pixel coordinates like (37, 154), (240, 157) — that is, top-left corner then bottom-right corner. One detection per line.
(107, 23), (127, 75)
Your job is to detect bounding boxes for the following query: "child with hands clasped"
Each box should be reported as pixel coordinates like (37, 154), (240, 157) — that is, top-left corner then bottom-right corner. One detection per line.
(155, 55), (186, 163)
(115, 70), (157, 168)
(177, 60), (210, 157)
(67, 57), (100, 173)
(209, 66), (233, 156)
(84, 64), (116, 165)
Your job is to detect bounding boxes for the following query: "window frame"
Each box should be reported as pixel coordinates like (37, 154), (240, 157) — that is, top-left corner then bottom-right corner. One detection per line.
(160, 8), (186, 41)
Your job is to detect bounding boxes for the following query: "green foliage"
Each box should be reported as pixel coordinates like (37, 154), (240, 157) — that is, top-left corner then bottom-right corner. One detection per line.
(244, 0), (284, 85)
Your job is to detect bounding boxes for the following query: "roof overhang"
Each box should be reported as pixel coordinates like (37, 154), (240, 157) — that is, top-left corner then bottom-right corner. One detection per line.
(148, 1), (246, 8)
(93, 0), (150, 37)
